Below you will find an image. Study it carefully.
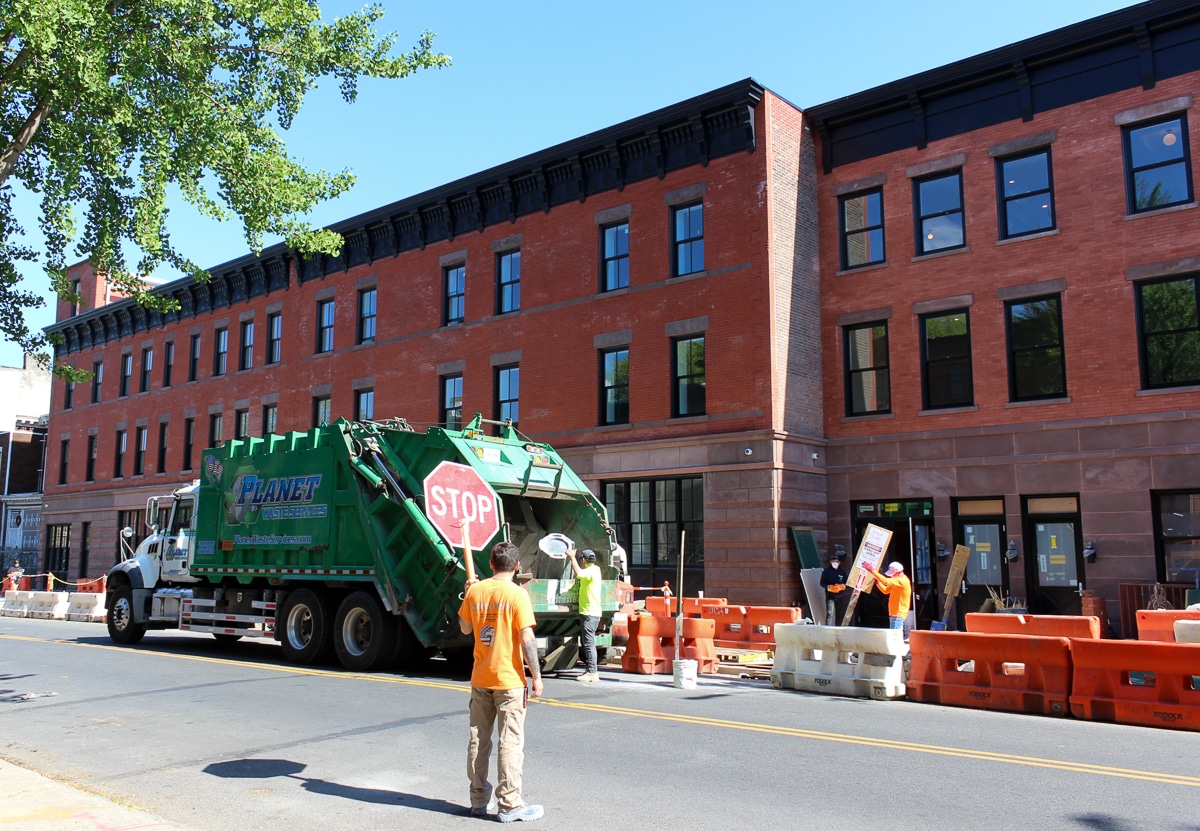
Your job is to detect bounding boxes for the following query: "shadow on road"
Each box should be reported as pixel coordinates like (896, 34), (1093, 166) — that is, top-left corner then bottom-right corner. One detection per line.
(203, 758), (463, 815)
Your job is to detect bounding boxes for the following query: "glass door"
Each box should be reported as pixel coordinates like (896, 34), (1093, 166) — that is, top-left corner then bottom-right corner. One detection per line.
(1023, 496), (1084, 615)
(953, 498), (1009, 627)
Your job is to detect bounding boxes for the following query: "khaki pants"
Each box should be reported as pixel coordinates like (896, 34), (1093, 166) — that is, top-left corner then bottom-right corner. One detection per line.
(467, 686), (526, 812)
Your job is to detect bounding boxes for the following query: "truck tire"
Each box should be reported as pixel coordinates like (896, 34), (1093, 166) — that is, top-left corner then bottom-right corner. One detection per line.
(279, 588), (334, 665)
(333, 591), (398, 672)
(107, 585), (146, 645)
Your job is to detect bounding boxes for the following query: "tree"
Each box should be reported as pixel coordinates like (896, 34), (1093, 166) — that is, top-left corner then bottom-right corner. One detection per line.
(0, 0), (449, 376)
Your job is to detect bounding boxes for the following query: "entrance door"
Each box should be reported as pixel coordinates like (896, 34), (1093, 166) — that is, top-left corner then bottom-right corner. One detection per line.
(1023, 495), (1084, 615)
(952, 498), (1010, 627)
(850, 499), (937, 629)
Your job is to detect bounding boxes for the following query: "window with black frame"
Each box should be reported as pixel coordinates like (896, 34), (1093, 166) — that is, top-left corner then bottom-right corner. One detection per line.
(998, 149), (1055, 238)
(316, 300), (335, 353)
(496, 251), (520, 314)
(915, 171), (964, 255)
(1124, 115), (1192, 213)
(444, 265), (465, 325)
(495, 364), (519, 427)
(672, 202), (704, 276)
(600, 347), (629, 425)
(358, 288), (377, 344)
(844, 322), (890, 416)
(840, 188), (884, 268)
(213, 327), (228, 376)
(239, 321), (254, 371)
(1137, 275), (1200, 389)
(1006, 295), (1065, 400)
(604, 477), (703, 587)
(921, 309), (973, 409)
(602, 221), (630, 291)
(1155, 491), (1200, 585)
(442, 374), (463, 430)
(672, 335), (705, 417)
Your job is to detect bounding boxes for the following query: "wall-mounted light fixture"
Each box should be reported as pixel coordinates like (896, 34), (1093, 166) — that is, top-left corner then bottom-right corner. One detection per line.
(1083, 540), (1097, 564)
(833, 544), (846, 560)
(936, 541), (948, 560)
(1006, 540), (1020, 562)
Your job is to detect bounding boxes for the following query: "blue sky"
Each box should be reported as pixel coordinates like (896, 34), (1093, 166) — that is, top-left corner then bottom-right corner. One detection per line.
(4, 0), (1138, 368)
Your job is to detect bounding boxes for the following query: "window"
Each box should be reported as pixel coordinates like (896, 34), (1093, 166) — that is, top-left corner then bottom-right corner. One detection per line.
(119, 353), (132, 397)
(162, 341), (174, 387)
(91, 361), (102, 403)
(189, 334), (200, 381)
(239, 321), (254, 371)
(266, 313), (282, 364)
(1006, 295), (1066, 400)
(1155, 491), (1200, 583)
(915, 171), (965, 255)
(600, 347), (629, 425)
(1124, 115), (1192, 213)
(70, 279), (80, 316)
(262, 404), (278, 436)
(1136, 275), (1200, 389)
(183, 418), (195, 471)
(139, 348), (152, 393)
(78, 522), (90, 580)
(316, 299), (335, 353)
(998, 149), (1054, 238)
(86, 435), (96, 481)
(672, 202), (704, 276)
(442, 374), (463, 430)
(671, 335), (706, 417)
(45, 524), (70, 580)
(355, 388), (374, 421)
(63, 380), (73, 410)
(844, 322), (890, 416)
(209, 413), (223, 447)
(213, 327), (228, 376)
(497, 250), (520, 314)
(444, 264), (465, 325)
(157, 422), (168, 473)
(921, 309), (973, 409)
(604, 477), (703, 586)
(495, 364), (519, 426)
(114, 429), (127, 478)
(313, 395), (332, 427)
(235, 409), (249, 440)
(839, 189), (885, 268)
(133, 426), (146, 476)
(358, 288), (377, 344)
(602, 221), (630, 291)
(58, 439), (69, 485)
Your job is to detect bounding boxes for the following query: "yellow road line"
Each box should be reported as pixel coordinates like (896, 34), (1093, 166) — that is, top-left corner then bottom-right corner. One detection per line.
(7, 632), (1198, 787)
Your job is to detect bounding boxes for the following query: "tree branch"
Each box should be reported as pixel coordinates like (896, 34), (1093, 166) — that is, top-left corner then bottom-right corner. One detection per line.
(0, 98), (52, 188)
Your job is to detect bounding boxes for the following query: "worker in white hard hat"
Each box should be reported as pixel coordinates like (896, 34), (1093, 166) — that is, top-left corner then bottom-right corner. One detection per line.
(863, 560), (912, 639)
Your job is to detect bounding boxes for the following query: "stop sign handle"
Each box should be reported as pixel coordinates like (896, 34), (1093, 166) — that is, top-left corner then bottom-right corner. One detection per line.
(459, 519), (476, 583)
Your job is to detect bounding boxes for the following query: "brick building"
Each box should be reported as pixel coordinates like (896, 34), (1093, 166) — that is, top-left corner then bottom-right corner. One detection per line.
(808, 0), (1200, 633)
(42, 82), (825, 605)
(40, 1), (1200, 631)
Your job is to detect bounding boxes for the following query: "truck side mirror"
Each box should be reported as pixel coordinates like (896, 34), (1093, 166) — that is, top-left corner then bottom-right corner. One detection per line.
(121, 527), (134, 539)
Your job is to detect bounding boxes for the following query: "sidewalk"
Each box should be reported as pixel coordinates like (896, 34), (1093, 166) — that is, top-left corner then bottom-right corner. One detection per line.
(0, 758), (201, 831)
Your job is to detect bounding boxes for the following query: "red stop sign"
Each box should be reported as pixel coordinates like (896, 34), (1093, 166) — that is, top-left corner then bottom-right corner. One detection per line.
(423, 461), (502, 550)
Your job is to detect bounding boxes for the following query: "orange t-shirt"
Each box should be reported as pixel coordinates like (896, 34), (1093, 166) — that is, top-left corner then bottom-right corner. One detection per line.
(458, 577), (536, 690)
(872, 572), (913, 619)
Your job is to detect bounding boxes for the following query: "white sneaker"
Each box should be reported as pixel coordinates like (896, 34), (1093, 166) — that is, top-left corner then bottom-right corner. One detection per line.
(498, 804), (544, 823)
(576, 672), (599, 683)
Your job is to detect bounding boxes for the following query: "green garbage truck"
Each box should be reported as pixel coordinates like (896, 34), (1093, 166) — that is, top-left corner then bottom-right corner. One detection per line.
(104, 415), (627, 671)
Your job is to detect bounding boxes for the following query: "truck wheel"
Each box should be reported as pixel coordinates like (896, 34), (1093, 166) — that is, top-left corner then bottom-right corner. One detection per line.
(107, 586), (146, 645)
(279, 588), (333, 665)
(333, 591), (398, 672)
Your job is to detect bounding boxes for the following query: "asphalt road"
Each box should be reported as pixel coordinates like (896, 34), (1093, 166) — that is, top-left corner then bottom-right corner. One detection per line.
(2, 615), (1199, 831)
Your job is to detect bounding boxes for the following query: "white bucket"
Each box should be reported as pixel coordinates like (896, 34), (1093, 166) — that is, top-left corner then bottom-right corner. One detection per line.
(672, 658), (698, 690)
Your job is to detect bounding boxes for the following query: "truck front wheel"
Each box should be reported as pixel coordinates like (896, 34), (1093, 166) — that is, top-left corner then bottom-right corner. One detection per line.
(279, 588), (333, 665)
(107, 586), (146, 645)
(333, 591), (398, 672)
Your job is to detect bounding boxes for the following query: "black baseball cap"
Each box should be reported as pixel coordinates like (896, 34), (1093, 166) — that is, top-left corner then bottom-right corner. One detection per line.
(580, 549), (597, 562)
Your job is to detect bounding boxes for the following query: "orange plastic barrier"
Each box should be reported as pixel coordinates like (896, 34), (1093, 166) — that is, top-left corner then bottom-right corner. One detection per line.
(705, 604), (749, 648)
(744, 606), (804, 644)
(621, 615), (718, 675)
(907, 630), (1072, 716)
(1070, 638), (1200, 731)
(643, 596), (727, 616)
(1135, 610), (1200, 642)
(73, 576), (107, 594)
(965, 612), (1101, 639)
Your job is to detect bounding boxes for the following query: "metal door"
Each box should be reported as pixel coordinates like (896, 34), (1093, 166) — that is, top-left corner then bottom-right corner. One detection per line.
(1026, 517), (1084, 614)
(850, 513), (936, 629)
(956, 521), (1009, 624)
